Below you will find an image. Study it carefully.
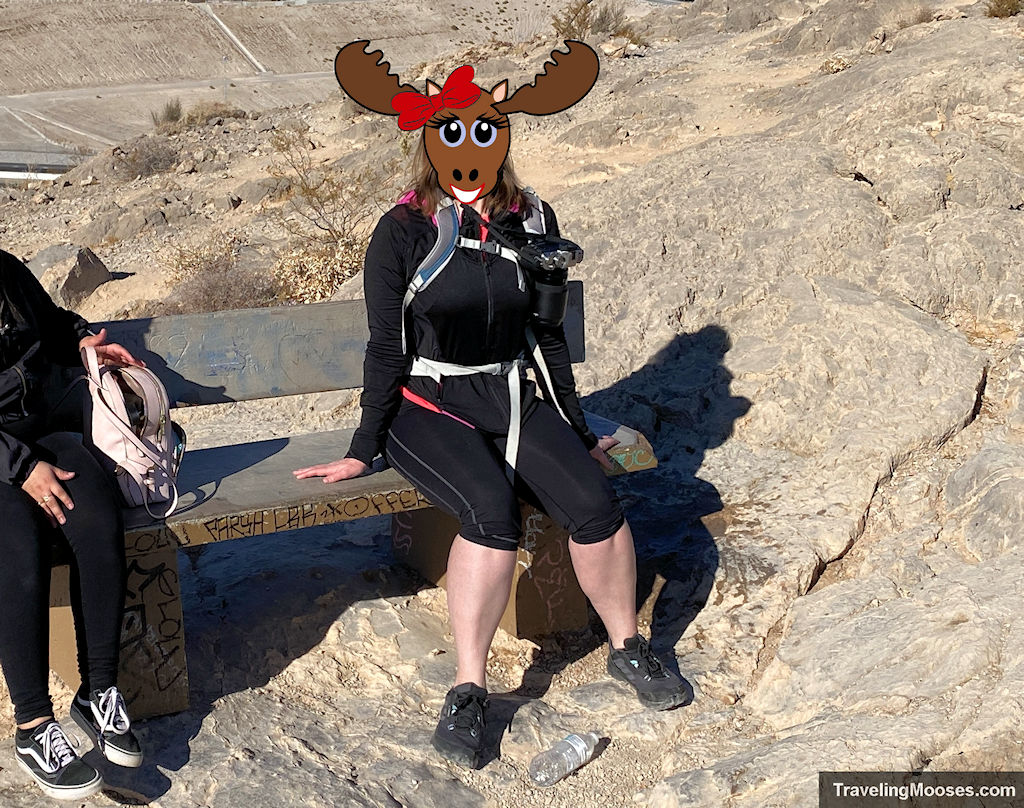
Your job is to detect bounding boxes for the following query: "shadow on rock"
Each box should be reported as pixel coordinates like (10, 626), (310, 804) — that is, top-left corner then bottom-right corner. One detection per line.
(489, 326), (749, 750)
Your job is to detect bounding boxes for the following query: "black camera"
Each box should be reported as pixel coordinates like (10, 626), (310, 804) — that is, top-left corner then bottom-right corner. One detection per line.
(506, 232), (584, 327)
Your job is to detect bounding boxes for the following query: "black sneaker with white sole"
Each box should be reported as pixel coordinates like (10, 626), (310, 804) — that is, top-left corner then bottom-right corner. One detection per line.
(431, 682), (488, 768)
(14, 719), (103, 801)
(608, 634), (689, 710)
(70, 686), (143, 768)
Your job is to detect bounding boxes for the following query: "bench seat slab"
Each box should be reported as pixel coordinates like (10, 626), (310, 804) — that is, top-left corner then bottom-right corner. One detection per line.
(125, 429), (431, 549)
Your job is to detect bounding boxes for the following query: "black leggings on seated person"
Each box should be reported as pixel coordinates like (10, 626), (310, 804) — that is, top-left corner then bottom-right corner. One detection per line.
(386, 399), (624, 551)
(0, 432), (126, 725)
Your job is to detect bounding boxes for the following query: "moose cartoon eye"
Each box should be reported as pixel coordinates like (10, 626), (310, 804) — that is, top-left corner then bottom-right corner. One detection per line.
(471, 118), (499, 147)
(439, 119), (466, 147)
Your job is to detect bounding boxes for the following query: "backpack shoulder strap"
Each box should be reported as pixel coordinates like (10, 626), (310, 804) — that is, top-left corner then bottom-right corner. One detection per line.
(401, 197), (460, 353)
(521, 187), (546, 235)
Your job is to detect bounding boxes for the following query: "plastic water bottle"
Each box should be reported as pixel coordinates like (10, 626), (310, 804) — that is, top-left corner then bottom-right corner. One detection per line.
(528, 731), (601, 787)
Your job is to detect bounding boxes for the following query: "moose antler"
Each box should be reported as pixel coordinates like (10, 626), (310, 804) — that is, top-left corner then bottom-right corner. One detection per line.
(494, 40), (599, 117)
(334, 40), (420, 116)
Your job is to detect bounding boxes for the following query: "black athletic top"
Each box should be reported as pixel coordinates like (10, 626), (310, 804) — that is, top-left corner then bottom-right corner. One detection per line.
(345, 200), (598, 466)
(0, 249), (92, 485)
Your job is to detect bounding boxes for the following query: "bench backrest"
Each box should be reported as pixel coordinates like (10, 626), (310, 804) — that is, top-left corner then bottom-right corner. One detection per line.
(100, 282), (585, 405)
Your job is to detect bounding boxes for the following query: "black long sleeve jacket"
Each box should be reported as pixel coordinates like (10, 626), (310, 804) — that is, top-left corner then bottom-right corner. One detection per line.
(345, 200), (597, 466)
(0, 249), (92, 484)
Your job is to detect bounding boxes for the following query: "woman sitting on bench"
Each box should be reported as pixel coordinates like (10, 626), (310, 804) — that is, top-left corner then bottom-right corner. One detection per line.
(0, 249), (144, 800)
(296, 42), (688, 769)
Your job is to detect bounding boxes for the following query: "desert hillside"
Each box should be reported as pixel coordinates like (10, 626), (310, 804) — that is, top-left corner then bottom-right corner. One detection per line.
(1, 0), (1023, 806)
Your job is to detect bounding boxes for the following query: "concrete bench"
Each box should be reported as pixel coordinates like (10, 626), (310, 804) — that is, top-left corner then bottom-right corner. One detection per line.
(47, 282), (656, 719)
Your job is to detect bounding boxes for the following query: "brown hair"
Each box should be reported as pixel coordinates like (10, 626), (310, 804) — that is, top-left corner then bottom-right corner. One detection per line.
(404, 130), (530, 217)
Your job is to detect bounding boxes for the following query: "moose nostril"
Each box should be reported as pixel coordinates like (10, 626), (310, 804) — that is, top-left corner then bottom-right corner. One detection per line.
(453, 169), (463, 182)
(469, 169), (479, 182)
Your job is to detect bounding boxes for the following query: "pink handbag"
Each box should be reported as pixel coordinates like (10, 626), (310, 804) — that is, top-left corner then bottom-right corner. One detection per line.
(81, 346), (181, 518)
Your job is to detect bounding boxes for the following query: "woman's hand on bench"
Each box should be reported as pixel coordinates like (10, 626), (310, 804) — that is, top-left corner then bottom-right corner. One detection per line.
(292, 457), (369, 484)
(590, 435), (620, 472)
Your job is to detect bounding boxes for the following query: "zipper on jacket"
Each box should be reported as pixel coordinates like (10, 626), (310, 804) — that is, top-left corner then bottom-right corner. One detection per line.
(12, 363), (30, 417)
(481, 249), (494, 355)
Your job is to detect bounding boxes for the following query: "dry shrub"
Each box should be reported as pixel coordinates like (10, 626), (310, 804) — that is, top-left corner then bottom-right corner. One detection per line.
(157, 101), (247, 134)
(553, 0), (595, 39)
(150, 98), (182, 128)
(820, 56), (852, 74)
(912, 5), (935, 23)
(592, 1), (628, 35)
(169, 235), (278, 314)
(267, 128), (375, 247)
(895, 5), (934, 28)
(274, 238), (364, 304)
(553, 0), (646, 44)
(111, 136), (178, 180)
(266, 128), (400, 302)
(181, 101), (247, 127)
(986, 0), (1022, 16)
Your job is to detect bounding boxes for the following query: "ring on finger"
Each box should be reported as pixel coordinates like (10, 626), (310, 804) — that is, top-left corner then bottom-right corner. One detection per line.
(42, 495), (52, 503)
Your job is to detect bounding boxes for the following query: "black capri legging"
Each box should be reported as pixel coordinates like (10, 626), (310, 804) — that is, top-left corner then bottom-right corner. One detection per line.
(386, 399), (624, 551)
(0, 432), (126, 725)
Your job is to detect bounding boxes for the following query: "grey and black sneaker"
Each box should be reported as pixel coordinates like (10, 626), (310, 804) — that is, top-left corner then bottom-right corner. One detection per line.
(431, 683), (488, 768)
(14, 719), (103, 800)
(608, 634), (689, 710)
(70, 686), (143, 768)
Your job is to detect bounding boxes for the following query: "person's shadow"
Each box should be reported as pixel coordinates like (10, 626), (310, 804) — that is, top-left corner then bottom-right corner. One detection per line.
(484, 325), (750, 762)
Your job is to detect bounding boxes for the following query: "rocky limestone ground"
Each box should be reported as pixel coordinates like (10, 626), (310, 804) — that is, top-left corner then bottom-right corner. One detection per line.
(1, 0), (1023, 805)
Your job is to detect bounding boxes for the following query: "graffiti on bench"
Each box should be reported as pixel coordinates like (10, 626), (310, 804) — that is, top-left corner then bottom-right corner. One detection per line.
(117, 550), (188, 711)
(173, 488), (432, 546)
(609, 443), (657, 475)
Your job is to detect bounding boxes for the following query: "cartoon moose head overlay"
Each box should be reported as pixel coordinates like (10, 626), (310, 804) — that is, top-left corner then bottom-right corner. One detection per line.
(334, 40), (600, 205)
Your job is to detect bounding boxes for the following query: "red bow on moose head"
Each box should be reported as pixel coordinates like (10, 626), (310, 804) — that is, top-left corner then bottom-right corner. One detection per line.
(391, 65), (482, 130)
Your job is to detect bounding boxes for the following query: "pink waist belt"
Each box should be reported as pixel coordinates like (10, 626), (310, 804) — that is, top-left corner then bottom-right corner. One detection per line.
(401, 386), (476, 430)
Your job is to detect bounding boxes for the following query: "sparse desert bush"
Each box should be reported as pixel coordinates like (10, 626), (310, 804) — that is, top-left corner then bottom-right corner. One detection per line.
(986, 0), (1021, 16)
(274, 239), (364, 304)
(111, 136), (178, 179)
(820, 56), (852, 74)
(156, 101), (247, 134)
(150, 98), (182, 128)
(265, 128), (400, 301)
(553, 0), (646, 44)
(912, 5), (935, 23)
(553, 0), (595, 39)
(592, 1), (628, 36)
(169, 235), (278, 314)
(181, 101), (247, 127)
(895, 5), (934, 27)
(267, 128), (375, 247)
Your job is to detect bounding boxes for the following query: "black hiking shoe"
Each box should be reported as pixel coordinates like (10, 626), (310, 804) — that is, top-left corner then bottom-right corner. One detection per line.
(14, 719), (103, 800)
(431, 683), (488, 768)
(70, 686), (143, 768)
(608, 634), (689, 710)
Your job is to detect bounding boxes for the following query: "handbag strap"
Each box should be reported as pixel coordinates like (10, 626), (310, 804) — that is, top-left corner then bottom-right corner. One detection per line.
(116, 451), (180, 520)
(82, 345), (103, 385)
